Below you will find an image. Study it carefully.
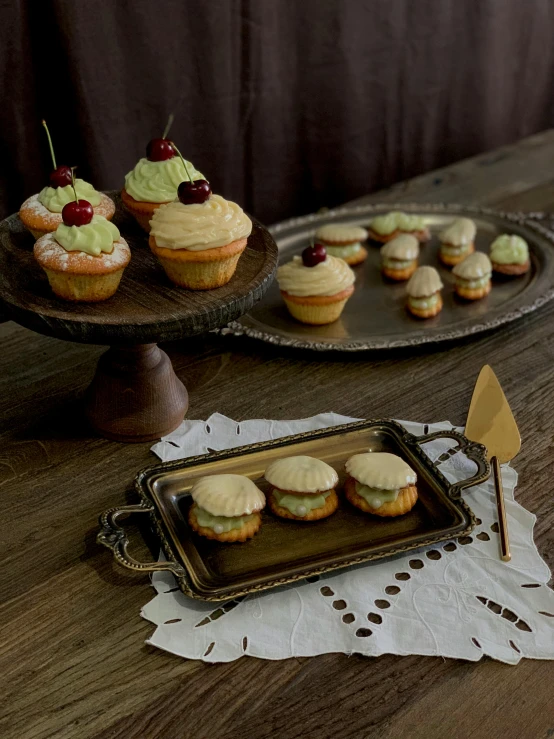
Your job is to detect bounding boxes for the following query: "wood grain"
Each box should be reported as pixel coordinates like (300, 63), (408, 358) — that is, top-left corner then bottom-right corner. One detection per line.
(0, 194), (278, 345)
(1, 133), (554, 739)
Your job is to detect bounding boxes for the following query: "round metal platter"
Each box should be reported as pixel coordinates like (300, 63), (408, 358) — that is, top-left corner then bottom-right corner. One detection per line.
(225, 203), (554, 351)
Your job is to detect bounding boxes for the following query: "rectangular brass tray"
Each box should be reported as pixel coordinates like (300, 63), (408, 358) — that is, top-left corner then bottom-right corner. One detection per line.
(98, 420), (490, 601)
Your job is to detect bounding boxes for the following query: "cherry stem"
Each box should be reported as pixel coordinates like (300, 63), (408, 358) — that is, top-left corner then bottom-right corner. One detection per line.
(70, 167), (78, 202)
(171, 143), (192, 182)
(42, 119), (57, 169)
(162, 113), (175, 140)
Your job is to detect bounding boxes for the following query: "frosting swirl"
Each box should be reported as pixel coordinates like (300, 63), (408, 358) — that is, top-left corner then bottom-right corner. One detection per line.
(38, 179), (101, 213)
(149, 195), (252, 250)
(490, 234), (529, 265)
(124, 157), (204, 203)
(54, 215), (120, 256)
(277, 255), (355, 297)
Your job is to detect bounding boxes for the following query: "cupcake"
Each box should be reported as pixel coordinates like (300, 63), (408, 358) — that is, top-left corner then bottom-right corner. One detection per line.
(148, 177), (251, 289)
(344, 452), (418, 517)
(314, 224), (368, 266)
(438, 217), (476, 266)
(33, 198), (130, 302)
(452, 252), (492, 300)
(276, 245), (355, 325)
(265, 456), (339, 521)
(367, 211), (430, 244)
(489, 234), (530, 276)
(405, 266), (443, 318)
(20, 121), (114, 239)
(381, 234), (419, 281)
(188, 474), (265, 542)
(122, 123), (204, 232)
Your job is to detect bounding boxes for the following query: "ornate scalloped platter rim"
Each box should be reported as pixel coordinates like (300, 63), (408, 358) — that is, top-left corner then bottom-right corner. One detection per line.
(224, 203), (554, 352)
(125, 418), (490, 601)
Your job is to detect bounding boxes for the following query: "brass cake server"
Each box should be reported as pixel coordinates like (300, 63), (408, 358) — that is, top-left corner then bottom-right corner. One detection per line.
(465, 365), (521, 562)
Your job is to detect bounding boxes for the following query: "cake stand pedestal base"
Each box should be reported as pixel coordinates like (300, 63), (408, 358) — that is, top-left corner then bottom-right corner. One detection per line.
(84, 344), (188, 443)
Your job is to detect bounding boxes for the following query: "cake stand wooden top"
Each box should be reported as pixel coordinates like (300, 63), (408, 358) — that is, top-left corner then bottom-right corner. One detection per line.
(0, 193), (278, 345)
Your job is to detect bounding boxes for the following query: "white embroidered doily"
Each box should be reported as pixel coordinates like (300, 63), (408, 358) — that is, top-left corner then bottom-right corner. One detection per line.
(143, 413), (554, 664)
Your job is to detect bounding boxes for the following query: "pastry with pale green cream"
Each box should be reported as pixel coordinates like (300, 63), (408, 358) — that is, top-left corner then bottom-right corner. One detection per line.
(121, 144), (204, 233)
(489, 234), (530, 276)
(381, 234), (419, 281)
(452, 252), (492, 300)
(439, 218), (476, 267)
(368, 211), (430, 244)
(33, 212), (131, 302)
(314, 223), (368, 266)
(19, 119), (115, 240)
(345, 452), (418, 517)
(264, 455), (339, 521)
(188, 474), (265, 542)
(405, 265), (443, 319)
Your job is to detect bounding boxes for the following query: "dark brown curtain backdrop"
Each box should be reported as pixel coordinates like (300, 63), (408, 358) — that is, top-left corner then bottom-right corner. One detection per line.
(2, 0), (554, 225)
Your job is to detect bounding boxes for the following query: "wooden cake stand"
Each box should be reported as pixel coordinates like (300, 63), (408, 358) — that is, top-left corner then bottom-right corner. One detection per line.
(0, 193), (277, 442)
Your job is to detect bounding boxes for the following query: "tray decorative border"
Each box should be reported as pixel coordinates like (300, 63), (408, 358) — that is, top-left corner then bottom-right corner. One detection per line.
(98, 419), (490, 601)
(221, 203), (554, 352)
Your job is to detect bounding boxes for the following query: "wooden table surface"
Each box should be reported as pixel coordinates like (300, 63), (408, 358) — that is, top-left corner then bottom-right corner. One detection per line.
(2, 130), (554, 739)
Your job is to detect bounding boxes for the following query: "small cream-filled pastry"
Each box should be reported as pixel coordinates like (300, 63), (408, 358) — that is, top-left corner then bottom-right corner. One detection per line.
(439, 218), (476, 267)
(453, 252), (492, 300)
(405, 265), (443, 318)
(264, 455), (339, 521)
(381, 234), (419, 281)
(489, 234), (530, 276)
(277, 248), (355, 325)
(344, 452), (418, 517)
(367, 211), (430, 244)
(188, 474), (265, 542)
(314, 224), (368, 266)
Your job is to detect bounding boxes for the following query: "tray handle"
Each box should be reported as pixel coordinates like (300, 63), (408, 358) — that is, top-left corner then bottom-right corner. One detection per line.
(97, 503), (185, 578)
(409, 429), (490, 498)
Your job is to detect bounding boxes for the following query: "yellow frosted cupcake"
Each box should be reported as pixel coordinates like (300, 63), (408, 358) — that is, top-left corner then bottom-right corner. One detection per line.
(188, 474), (265, 542)
(314, 223), (368, 265)
(148, 174), (252, 290)
(406, 265), (443, 318)
(368, 211), (430, 244)
(453, 252), (492, 300)
(276, 245), (355, 325)
(33, 197), (130, 302)
(381, 234), (419, 280)
(265, 456), (339, 521)
(489, 234), (530, 276)
(439, 218), (476, 267)
(122, 119), (204, 232)
(345, 452), (418, 517)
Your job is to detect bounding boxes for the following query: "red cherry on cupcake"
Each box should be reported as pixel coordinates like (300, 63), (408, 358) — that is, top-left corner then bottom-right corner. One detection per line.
(172, 141), (211, 204)
(42, 120), (73, 189)
(178, 179), (211, 205)
(62, 199), (93, 227)
(146, 138), (175, 162)
(302, 243), (327, 267)
(49, 165), (73, 188)
(62, 166), (93, 226)
(146, 113), (176, 162)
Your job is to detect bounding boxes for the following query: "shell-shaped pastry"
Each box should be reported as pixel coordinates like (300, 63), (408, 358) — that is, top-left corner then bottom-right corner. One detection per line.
(406, 266), (443, 297)
(315, 223), (368, 243)
(453, 252), (492, 279)
(440, 218), (476, 246)
(381, 234), (419, 261)
(190, 474), (265, 517)
(264, 455), (339, 493)
(346, 452), (416, 490)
